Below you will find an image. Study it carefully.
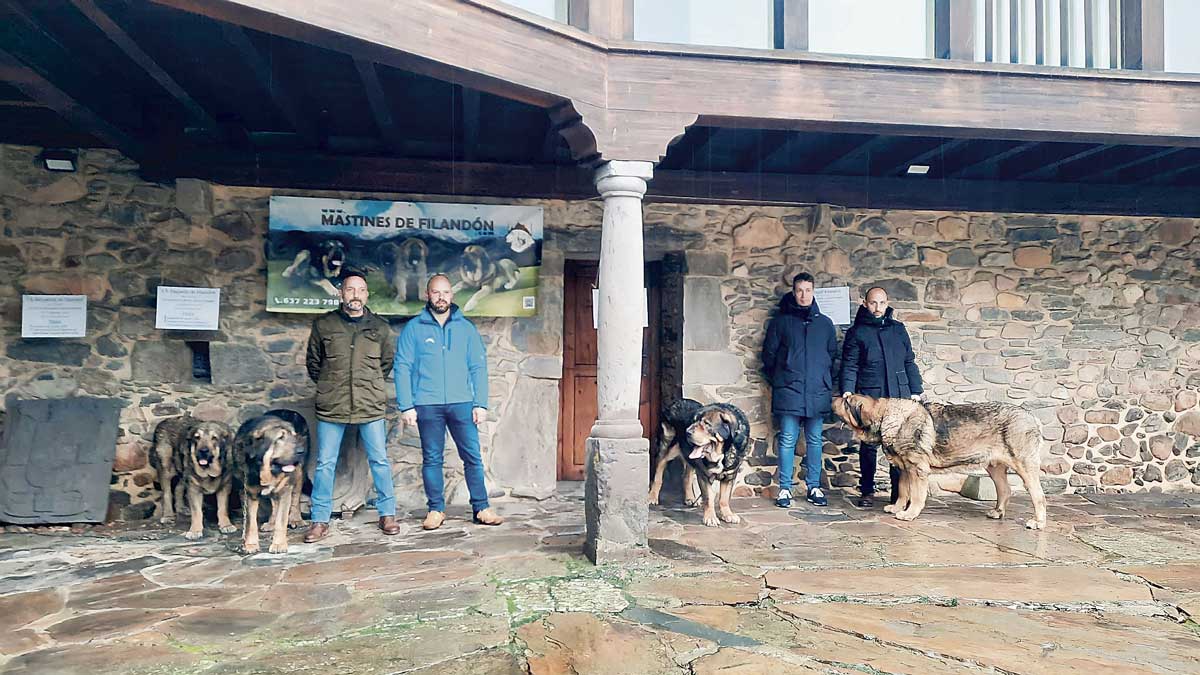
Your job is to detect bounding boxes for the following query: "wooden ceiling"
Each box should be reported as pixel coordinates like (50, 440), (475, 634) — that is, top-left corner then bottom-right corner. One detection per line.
(1, 0), (1198, 216)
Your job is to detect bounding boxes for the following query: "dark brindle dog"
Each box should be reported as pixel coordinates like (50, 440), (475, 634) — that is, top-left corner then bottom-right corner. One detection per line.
(649, 399), (750, 527)
(281, 238), (347, 297)
(832, 394), (1047, 529)
(234, 409), (311, 554)
(151, 415), (236, 540)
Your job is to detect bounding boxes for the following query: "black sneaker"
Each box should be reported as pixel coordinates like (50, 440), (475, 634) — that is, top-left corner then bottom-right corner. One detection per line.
(856, 494), (874, 508)
(775, 489), (792, 508)
(807, 488), (828, 507)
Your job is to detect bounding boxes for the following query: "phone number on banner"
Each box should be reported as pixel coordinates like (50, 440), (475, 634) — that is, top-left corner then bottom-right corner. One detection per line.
(272, 297), (341, 308)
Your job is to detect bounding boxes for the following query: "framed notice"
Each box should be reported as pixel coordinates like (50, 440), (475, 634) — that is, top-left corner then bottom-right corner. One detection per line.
(815, 286), (852, 326)
(267, 196), (543, 317)
(22, 295), (87, 338)
(155, 286), (221, 330)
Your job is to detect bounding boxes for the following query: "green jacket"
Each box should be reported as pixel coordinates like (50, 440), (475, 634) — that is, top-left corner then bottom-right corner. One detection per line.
(306, 308), (395, 423)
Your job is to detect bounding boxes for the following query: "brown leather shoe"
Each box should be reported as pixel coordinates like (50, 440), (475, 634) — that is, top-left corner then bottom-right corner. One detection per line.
(303, 522), (329, 543)
(422, 511), (445, 531)
(472, 508), (504, 526)
(378, 515), (400, 535)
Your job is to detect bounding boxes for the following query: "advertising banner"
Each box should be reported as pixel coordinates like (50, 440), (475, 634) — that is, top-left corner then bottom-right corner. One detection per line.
(267, 196), (543, 316)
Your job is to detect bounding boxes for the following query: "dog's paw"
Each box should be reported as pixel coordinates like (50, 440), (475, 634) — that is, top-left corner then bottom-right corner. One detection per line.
(647, 492), (660, 505)
(883, 504), (899, 514)
(718, 511), (741, 524)
(160, 516), (174, 525)
(986, 508), (1005, 520)
(288, 518), (305, 529)
(1025, 518), (1046, 530)
(684, 498), (701, 508)
(268, 541), (289, 554)
(261, 520), (275, 532)
(702, 512), (721, 527)
(893, 511), (917, 521)
(242, 541), (260, 554)
(219, 524), (238, 534)
(183, 529), (204, 540)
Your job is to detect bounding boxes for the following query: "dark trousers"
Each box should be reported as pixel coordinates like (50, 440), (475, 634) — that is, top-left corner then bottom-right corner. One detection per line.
(859, 443), (901, 504)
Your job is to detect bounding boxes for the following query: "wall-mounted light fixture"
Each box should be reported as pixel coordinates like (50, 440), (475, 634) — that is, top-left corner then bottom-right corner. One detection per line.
(40, 148), (78, 172)
(906, 164), (930, 175)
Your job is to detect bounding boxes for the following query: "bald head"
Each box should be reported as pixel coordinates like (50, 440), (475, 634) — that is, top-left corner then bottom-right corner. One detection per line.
(863, 287), (888, 318)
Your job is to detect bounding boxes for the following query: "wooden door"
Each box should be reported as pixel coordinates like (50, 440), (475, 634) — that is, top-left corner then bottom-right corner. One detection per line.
(558, 261), (660, 480)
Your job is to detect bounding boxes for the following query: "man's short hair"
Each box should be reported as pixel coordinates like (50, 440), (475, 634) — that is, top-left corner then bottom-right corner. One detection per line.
(339, 267), (368, 285)
(426, 273), (451, 289)
(865, 286), (888, 299)
(792, 272), (815, 286)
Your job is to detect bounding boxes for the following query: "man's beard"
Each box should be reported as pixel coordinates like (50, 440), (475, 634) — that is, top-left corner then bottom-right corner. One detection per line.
(427, 299), (450, 314)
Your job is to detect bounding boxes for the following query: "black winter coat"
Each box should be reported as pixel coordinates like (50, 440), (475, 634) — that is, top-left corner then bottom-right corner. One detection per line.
(839, 305), (923, 398)
(761, 293), (838, 417)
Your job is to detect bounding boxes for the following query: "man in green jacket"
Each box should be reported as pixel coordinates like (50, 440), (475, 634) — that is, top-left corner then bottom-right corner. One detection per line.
(303, 270), (399, 543)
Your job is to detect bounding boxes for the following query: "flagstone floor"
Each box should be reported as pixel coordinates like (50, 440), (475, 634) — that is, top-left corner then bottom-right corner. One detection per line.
(2, 485), (1200, 674)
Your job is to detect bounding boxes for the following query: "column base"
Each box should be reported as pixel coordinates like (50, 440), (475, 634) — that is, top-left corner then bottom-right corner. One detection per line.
(583, 435), (649, 564)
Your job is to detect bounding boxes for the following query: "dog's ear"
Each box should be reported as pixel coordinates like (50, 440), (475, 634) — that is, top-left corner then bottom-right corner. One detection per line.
(853, 395), (879, 429)
(846, 397), (866, 430)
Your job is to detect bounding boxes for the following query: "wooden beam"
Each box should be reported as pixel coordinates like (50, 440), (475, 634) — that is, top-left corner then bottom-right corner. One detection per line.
(1012, 143), (1110, 180)
(776, 0), (808, 51)
(221, 24), (319, 145)
(586, 0), (632, 40)
(460, 86), (480, 161)
(1073, 146), (1184, 181)
(153, 0), (1200, 156)
(815, 136), (890, 174)
(69, 0), (217, 131)
(151, 153), (1200, 216)
(1138, 156), (1200, 184)
(0, 46), (141, 156)
(947, 140), (1041, 177)
(736, 129), (790, 171)
(353, 59), (404, 153)
(1121, 0), (1164, 70)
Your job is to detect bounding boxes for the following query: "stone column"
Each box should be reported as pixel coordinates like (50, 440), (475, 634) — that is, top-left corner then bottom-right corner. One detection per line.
(584, 159), (653, 564)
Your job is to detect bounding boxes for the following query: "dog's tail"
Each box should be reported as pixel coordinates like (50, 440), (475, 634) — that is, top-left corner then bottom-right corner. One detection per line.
(658, 420), (676, 458)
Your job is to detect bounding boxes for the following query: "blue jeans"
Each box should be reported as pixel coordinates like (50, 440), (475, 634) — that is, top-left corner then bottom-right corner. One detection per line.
(776, 414), (825, 492)
(416, 402), (490, 514)
(311, 419), (395, 523)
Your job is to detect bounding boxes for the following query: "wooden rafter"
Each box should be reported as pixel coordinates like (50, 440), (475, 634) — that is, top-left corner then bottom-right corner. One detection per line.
(69, 0), (217, 131)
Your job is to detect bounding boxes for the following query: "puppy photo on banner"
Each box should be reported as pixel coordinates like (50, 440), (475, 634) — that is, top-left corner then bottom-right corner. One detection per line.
(266, 196), (543, 317)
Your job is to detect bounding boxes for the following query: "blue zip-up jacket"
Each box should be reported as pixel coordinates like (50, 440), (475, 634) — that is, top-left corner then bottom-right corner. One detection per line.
(393, 304), (488, 411)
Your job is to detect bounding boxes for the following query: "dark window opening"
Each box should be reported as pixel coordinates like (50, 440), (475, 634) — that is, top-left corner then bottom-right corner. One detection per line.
(187, 341), (211, 383)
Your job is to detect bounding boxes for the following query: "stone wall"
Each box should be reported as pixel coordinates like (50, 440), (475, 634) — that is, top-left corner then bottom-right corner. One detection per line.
(553, 202), (1200, 497)
(2, 143), (1199, 523)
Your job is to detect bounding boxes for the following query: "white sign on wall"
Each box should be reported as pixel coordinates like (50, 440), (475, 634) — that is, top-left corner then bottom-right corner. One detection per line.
(156, 286), (221, 330)
(592, 288), (649, 329)
(815, 286), (852, 326)
(21, 295), (88, 338)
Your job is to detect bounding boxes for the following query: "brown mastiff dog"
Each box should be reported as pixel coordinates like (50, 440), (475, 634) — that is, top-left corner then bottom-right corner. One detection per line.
(832, 394), (1047, 529)
(234, 409), (311, 554)
(151, 415), (236, 540)
(649, 399), (750, 527)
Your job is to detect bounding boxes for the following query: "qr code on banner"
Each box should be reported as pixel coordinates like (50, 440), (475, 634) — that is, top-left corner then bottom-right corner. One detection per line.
(522, 296), (536, 310)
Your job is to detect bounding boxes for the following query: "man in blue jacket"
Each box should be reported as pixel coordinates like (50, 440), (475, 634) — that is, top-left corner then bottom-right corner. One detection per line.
(840, 286), (923, 508)
(761, 272), (838, 508)
(394, 274), (503, 530)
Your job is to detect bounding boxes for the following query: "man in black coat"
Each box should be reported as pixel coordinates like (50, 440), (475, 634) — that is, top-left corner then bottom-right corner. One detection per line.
(840, 286), (924, 507)
(762, 272), (838, 508)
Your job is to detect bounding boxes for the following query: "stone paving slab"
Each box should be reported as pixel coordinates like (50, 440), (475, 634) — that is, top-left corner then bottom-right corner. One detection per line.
(765, 565), (1152, 603)
(776, 601), (1200, 675)
(2, 489), (1200, 673)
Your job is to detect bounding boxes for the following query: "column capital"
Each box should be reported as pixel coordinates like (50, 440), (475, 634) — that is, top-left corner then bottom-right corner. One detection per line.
(594, 160), (653, 199)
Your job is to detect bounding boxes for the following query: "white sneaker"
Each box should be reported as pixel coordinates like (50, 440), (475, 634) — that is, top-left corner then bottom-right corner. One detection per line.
(775, 489), (792, 508)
